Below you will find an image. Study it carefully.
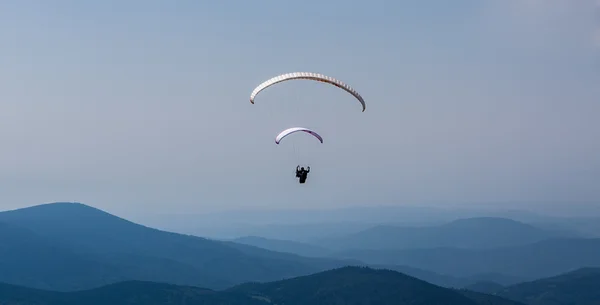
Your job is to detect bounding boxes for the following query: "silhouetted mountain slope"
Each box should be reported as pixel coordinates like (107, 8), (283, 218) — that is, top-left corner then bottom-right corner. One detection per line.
(0, 282), (58, 304)
(229, 266), (522, 305)
(0, 202), (235, 258)
(226, 236), (486, 289)
(0, 221), (126, 291)
(464, 281), (505, 294)
(0, 267), (525, 305)
(0, 202), (355, 290)
(0, 218), (238, 290)
(496, 267), (600, 305)
(0, 281), (263, 305)
(230, 236), (493, 289)
(465, 273), (526, 286)
(371, 264), (472, 288)
(459, 290), (526, 305)
(233, 236), (331, 257)
(315, 217), (555, 250)
(228, 235), (499, 289)
(222, 240), (361, 273)
(333, 238), (600, 280)
(228, 235), (473, 288)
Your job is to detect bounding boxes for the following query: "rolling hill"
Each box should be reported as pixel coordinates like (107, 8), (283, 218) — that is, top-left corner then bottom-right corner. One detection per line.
(232, 235), (332, 257)
(0, 216), (238, 291)
(333, 237), (600, 281)
(0, 221), (127, 290)
(463, 281), (505, 294)
(0, 266), (523, 305)
(227, 266), (525, 305)
(458, 290), (526, 305)
(464, 273), (527, 286)
(0, 202), (357, 291)
(314, 217), (557, 250)
(0, 201), (514, 292)
(224, 238), (484, 289)
(0, 280), (262, 305)
(227, 236), (497, 289)
(496, 267), (600, 305)
(370, 264), (473, 288)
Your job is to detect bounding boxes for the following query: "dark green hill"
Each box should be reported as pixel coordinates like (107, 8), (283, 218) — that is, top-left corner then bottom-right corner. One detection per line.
(496, 267), (600, 305)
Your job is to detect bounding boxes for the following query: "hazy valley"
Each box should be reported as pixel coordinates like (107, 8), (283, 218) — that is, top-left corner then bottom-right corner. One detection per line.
(0, 202), (599, 304)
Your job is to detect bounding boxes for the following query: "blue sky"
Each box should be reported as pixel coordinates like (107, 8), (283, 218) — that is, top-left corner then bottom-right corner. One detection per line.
(0, 0), (598, 218)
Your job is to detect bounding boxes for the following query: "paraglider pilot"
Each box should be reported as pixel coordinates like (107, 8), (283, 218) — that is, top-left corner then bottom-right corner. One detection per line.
(296, 166), (310, 184)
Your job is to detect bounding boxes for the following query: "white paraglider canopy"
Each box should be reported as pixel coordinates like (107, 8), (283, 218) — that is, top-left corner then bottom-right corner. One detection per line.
(250, 72), (366, 112)
(275, 127), (324, 144)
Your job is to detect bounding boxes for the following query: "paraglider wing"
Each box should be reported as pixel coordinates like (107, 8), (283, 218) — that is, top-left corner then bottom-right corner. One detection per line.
(275, 127), (324, 144)
(250, 72), (366, 112)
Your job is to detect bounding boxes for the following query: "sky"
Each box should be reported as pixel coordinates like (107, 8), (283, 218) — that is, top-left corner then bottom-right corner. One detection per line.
(0, 0), (599, 219)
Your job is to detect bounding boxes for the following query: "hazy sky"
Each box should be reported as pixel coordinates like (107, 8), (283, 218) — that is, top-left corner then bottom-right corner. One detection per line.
(1, 0), (598, 218)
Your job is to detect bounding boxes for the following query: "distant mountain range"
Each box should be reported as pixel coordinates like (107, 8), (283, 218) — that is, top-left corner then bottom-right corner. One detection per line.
(144, 205), (600, 241)
(228, 216), (570, 255)
(463, 281), (506, 294)
(232, 236), (332, 257)
(0, 266), (525, 305)
(493, 267), (600, 305)
(333, 237), (600, 280)
(1, 201), (599, 304)
(311, 217), (560, 250)
(0, 202), (355, 291)
(1, 264), (596, 305)
(0, 202), (484, 291)
(231, 216), (600, 283)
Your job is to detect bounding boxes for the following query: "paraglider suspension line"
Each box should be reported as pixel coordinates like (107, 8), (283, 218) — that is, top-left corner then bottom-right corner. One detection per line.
(293, 141), (299, 165)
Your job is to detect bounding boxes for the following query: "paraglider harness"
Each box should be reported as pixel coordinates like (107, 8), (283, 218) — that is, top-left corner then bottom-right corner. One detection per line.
(296, 166), (310, 184)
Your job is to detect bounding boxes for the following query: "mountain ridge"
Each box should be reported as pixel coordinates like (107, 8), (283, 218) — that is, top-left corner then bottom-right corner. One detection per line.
(313, 216), (557, 250)
(495, 267), (600, 305)
(0, 202), (356, 291)
(333, 237), (600, 280)
(232, 235), (332, 257)
(0, 266), (526, 305)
